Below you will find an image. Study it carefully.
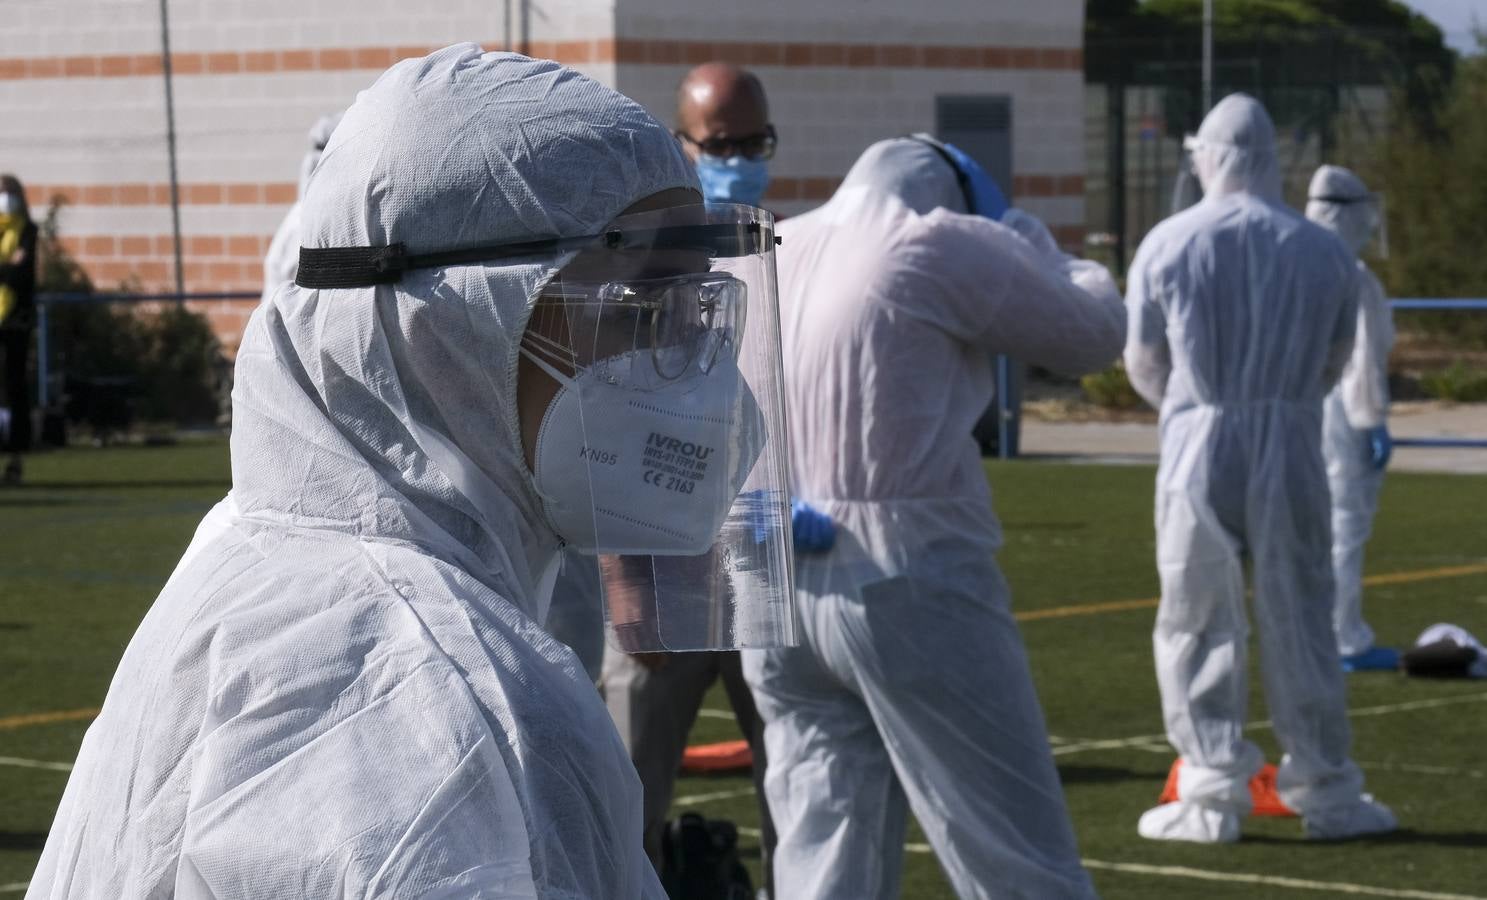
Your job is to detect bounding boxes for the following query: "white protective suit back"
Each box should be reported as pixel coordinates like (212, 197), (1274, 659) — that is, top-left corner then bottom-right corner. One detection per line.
(783, 139), (1123, 576)
(745, 139), (1120, 897)
(28, 45), (696, 899)
(1309, 165), (1396, 657)
(261, 111), (344, 304)
(1126, 95), (1358, 417)
(1124, 95), (1373, 826)
(1308, 164), (1394, 432)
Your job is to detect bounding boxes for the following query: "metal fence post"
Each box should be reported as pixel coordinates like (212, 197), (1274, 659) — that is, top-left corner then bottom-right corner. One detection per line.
(36, 301), (49, 410)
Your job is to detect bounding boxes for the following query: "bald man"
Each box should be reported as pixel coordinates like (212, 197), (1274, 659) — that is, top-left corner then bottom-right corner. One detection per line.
(673, 62), (776, 205)
(594, 62), (779, 892)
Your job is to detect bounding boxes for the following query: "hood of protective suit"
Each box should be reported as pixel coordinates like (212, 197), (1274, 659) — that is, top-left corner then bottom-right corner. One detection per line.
(297, 111), (344, 198)
(836, 137), (969, 215)
(1193, 93), (1282, 201)
(1306, 165), (1377, 254)
(232, 44), (699, 620)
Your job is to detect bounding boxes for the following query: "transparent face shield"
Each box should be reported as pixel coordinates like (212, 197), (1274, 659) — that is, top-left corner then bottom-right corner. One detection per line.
(1171, 134), (1205, 214)
(519, 202), (796, 652)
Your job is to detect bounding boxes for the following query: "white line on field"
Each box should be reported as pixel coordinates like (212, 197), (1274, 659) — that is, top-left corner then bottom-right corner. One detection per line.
(1053, 689), (1487, 757)
(696, 709), (736, 720)
(735, 829), (1482, 897)
(1357, 760), (1486, 779)
(1080, 859), (1487, 900)
(0, 755), (72, 772)
(674, 786), (757, 807)
(0, 883), (28, 895)
(737, 827), (1481, 892)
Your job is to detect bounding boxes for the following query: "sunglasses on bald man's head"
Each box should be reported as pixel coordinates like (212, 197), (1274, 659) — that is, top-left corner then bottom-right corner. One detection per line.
(675, 125), (778, 161)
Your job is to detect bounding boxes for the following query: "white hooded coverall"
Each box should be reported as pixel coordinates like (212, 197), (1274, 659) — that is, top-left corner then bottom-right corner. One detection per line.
(27, 45), (699, 899)
(743, 138), (1124, 899)
(260, 111), (342, 306)
(1306, 165), (1396, 658)
(1125, 94), (1391, 841)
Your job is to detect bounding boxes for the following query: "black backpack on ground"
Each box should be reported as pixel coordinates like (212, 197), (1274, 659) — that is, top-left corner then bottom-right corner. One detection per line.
(659, 812), (754, 900)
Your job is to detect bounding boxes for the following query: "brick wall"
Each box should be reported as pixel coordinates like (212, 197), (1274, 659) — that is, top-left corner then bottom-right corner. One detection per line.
(3, 0), (1088, 352)
(1, 0), (612, 351)
(613, 0), (1088, 232)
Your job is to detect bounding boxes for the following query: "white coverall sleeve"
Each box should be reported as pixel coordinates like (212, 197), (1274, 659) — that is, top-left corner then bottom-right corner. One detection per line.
(1122, 238), (1171, 409)
(1321, 265), (1361, 392)
(916, 209), (1124, 378)
(1338, 268), (1394, 429)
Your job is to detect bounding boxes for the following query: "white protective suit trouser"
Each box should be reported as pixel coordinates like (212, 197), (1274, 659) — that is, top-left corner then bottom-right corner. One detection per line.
(746, 502), (1096, 900)
(1154, 403), (1364, 819)
(1323, 390), (1384, 657)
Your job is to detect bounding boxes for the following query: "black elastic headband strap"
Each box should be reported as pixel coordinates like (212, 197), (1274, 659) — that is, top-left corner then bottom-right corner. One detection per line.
(296, 222), (778, 290)
(1309, 194), (1375, 205)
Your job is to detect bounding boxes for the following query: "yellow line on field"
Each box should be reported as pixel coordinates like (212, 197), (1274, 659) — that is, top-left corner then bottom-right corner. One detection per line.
(1017, 561), (1487, 623)
(1017, 597), (1160, 622)
(0, 708), (99, 731)
(3, 567), (1484, 734)
(1361, 562), (1487, 587)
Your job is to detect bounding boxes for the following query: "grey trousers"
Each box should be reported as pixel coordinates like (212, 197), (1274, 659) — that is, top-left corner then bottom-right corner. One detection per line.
(601, 644), (776, 891)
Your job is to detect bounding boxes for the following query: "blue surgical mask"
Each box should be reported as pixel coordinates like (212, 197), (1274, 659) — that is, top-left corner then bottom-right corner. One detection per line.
(696, 154), (770, 206)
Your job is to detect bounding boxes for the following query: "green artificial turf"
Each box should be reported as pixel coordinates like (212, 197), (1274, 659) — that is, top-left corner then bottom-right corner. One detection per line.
(2, 442), (1485, 896)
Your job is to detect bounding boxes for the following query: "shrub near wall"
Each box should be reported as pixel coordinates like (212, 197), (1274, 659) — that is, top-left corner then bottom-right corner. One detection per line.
(39, 201), (226, 431)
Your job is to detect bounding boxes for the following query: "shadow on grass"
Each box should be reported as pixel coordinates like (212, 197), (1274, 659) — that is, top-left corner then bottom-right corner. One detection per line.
(14, 480), (229, 491)
(0, 622), (33, 631)
(0, 495), (94, 508)
(0, 831), (48, 851)
(1241, 828), (1487, 848)
(1057, 764), (1164, 785)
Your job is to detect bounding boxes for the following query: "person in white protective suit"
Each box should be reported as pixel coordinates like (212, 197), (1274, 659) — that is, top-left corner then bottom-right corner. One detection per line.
(27, 44), (799, 898)
(743, 136), (1125, 900)
(1125, 94), (1397, 844)
(260, 111), (341, 304)
(1305, 165), (1398, 672)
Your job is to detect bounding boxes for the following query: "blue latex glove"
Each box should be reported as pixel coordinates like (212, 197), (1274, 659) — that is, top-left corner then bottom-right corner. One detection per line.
(1367, 425), (1392, 470)
(940, 141), (1008, 220)
(791, 500), (836, 554)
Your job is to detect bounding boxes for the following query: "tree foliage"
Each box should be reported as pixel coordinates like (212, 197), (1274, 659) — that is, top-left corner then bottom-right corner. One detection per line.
(1086, 0), (1456, 136)
(1367, 49), (1487, 342)
(37, 199), (225, 426)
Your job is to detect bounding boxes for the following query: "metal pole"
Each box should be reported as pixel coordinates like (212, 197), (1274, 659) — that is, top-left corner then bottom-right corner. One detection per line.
(159, 0), (185, 297)
(1202, 0), (1214, 113)
(1107, 79), (1127, 275)
(36, 303), (49, 410)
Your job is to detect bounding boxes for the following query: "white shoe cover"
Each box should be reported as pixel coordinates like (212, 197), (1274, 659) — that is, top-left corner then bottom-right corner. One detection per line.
(1303, 794), (1398, 840)
(1137, 802), (1241, 843)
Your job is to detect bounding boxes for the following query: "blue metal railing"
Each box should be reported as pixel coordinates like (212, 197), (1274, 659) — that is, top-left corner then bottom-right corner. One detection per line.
(32, 291), (260, 408)
(1391, 299), (1487, 312)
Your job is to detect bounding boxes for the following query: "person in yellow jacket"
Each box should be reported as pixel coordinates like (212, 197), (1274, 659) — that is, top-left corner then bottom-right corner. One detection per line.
(0, 174), (38, 484)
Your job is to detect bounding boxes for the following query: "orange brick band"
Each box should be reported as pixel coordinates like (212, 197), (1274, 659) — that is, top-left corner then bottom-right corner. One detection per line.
(0, 39), (1081, 82)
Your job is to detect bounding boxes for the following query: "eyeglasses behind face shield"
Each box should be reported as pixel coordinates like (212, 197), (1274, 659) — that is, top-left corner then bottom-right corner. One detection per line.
(522, 272), (746, 389)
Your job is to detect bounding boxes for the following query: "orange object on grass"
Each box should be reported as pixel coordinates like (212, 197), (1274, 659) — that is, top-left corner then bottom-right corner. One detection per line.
(681, 739), (754, 773)
(1158, 758), (1297, 817)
